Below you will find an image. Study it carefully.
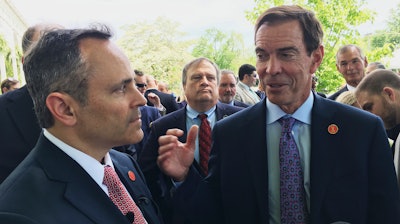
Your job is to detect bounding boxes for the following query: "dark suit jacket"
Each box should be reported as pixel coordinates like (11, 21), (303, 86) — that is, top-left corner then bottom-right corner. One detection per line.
(0, 86), (41, 183)
(138, 102), (243, 224)
(327, 86), (348, 101)
(0, 134), (163, 224)
(173, 94), (400, 224)
(233, 100), (249, 108)
(145, 89), (179, 114)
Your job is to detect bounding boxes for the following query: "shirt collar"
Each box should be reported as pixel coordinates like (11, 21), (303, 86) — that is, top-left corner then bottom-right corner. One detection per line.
(186, 104), (216, 120)
(346, 84), (356, 91)
(43, 129), (113, 188)
(266, 91), (314, 125)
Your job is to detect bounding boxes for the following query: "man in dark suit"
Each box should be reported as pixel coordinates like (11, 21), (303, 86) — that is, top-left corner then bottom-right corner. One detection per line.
(0, 23), (62, 184)
(328, 44), (368, 100)
(157, 5), (400, 224)
(139, 57), (243, 224)
(0, 26), (163, 223)
(145, 75), (179, 114)
(218, 69), (249, 108)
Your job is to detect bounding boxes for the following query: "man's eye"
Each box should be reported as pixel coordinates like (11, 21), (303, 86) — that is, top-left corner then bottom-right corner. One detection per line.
(118, 85), (127, 92)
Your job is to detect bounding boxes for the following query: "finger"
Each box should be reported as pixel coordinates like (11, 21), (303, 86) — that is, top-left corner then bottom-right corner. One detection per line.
(165, 128), (184, 136)
(185, 125), (198, 150)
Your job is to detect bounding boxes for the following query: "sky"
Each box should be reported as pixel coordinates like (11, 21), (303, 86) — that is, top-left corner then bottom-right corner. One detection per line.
(9, 0), (399, 44)
(9, 0), (255, 41)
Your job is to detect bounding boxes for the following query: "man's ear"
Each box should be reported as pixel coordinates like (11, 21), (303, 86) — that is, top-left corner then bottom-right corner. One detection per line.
(311, 45), (324, 74)
(46, 92), (77, 126)
(382, 87), (397, 102)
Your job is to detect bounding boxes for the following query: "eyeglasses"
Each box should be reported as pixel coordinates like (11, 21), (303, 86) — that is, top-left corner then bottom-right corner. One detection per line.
(136, 83), (147, 88)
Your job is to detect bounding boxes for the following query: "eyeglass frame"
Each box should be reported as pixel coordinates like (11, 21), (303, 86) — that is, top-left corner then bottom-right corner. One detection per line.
(135, 83), (147, 88)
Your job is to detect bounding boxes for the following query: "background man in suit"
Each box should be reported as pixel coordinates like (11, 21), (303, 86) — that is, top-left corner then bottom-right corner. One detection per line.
(157, 5), (400, 224)
(0, 25), (163, 223)
(138, 57), (243, 224)
(145, 74), (179, 115)
(218, 69), (249, 108)
(328, 44), (368, 100)
(0, 23), (62, 184)
(355, 69), (400, 187)
(234, 63), (261, 105)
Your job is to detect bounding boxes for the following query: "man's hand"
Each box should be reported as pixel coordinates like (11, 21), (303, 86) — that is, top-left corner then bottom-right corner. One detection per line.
(157, 125), (198, 181)
(147, 92), (162, 108)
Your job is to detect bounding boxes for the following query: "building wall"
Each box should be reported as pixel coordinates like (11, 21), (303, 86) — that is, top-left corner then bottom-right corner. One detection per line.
(0, 0), (28, 83)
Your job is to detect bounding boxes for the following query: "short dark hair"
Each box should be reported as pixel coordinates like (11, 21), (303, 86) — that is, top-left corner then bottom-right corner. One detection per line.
(1, 78), (19, 93)
(356, 69), (400, 95)
(134, 69), (144, 76)
(255, 5), (323, 56)
(238, 64), (256, 81)
(23, 25), (113, 128)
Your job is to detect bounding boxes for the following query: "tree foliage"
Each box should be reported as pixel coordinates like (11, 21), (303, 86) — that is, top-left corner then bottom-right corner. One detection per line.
(245, 0), (380, 94)
(363, 3), (400, 69)
(0, 36), (13, 78)
(117, 17), (194, 95)
(192, 28), (250, 72)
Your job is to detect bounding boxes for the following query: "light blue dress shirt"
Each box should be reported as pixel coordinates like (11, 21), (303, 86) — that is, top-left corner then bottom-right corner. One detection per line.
(266, 92), (313, 224)
(186, 105), (216, 163)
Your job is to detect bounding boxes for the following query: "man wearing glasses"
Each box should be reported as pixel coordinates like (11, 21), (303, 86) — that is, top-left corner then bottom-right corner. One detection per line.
(235, 63), (261, 105)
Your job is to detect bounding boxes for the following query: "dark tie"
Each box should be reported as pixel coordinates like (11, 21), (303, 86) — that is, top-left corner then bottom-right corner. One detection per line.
(198, 114), (211, 175)
(103, 165), (147, 224)
(278, 117), (309, 223)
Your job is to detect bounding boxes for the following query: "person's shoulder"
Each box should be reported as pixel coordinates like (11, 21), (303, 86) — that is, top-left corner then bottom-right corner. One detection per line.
(317, 95), (379, 120)
(327, 87), (347, 100)
(0, 86), (28, 105)
(150, 106), (185, 125)
(234, 100), (249, 108)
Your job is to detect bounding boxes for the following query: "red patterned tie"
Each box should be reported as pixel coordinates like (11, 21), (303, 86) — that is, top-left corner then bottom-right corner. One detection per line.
(278, 117), (309, 223)
(103, 165), (147, 224)
(198, 114), (211, 176)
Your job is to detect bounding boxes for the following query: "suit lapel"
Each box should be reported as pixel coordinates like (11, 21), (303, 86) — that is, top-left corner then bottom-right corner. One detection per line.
(36, 136), (130, 223)
(309, 94), (340, 220)
(240, 100), (269, 218)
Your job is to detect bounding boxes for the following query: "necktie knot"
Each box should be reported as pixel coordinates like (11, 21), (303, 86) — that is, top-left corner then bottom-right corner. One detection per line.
(279, 116), (296, 133)
(198, 113), (208, 120)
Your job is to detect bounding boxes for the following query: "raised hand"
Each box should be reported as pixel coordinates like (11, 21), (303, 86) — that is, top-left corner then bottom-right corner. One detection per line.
(157, 125), (198, 181)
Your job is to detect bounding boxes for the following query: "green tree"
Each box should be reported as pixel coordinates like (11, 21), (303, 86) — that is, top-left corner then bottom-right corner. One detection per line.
(0, 36), (12, 78)
(192, 28), (252, 72)
(363, 3), (400, 68)
(117, 17), (194, 95)
(245, 0), (377, 94)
